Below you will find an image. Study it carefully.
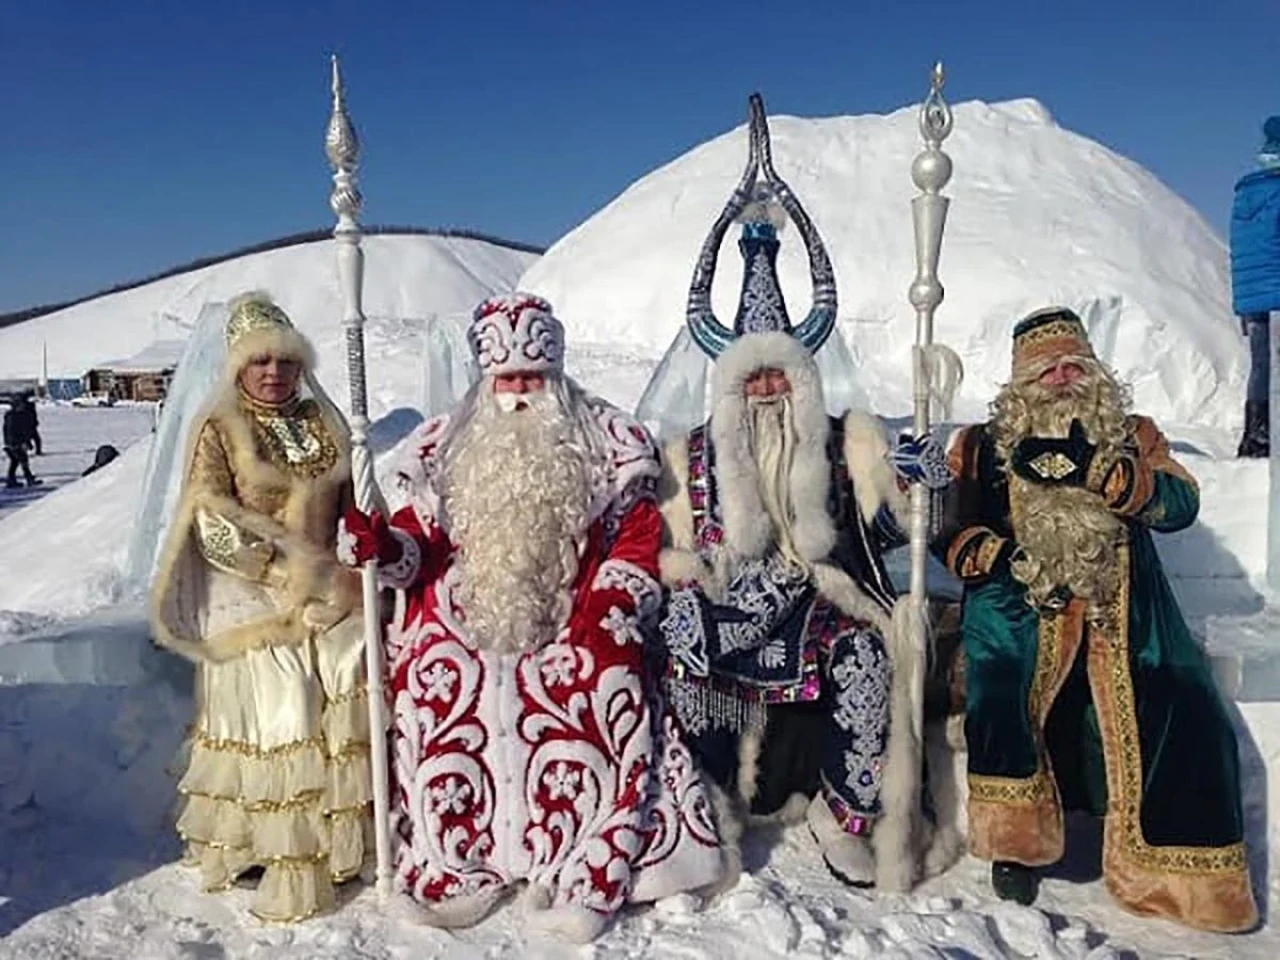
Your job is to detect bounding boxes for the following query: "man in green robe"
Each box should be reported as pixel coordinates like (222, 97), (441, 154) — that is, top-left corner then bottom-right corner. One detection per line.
(936, 306), (1257, 933)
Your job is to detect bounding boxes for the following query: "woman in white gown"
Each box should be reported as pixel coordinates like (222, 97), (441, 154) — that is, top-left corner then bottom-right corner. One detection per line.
(149, 291), (372, 922)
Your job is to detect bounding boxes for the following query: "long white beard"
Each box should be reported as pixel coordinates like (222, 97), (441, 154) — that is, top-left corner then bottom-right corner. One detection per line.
(748, 394), (803, 566)
(442, 387), (591, 652)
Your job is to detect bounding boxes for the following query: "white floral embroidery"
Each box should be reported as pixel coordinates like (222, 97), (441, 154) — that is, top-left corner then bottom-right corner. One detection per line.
(430, 775), (472, 815)
(601, 606), (643, 647)
(593, 559), (662, 619)
(420, 662), (457, 702)
(540, 646), (578, 688)
(543, 761), (582, 801)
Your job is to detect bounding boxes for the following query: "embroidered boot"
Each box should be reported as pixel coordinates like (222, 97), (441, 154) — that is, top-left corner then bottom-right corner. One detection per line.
(991, 861), (1039, 906)
(806, 794), (875, 888)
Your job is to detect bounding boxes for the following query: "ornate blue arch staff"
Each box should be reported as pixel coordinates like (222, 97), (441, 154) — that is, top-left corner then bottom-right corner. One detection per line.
(685, 93), (838, 358)
(325, 55), (394, 898)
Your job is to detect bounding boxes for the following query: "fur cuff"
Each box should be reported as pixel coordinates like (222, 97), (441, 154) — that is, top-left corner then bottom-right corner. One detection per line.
(842, 410), (907, 529)
(659, 547), (713, 588)
(399, 885), (508, 929)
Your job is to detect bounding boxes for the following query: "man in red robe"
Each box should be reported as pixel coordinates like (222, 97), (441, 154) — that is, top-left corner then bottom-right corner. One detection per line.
(339, 293), (724, 942)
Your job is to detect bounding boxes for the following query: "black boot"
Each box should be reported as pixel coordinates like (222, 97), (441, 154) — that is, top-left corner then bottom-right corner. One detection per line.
(1238, 401), (1270, 458)
(991, 861), (1039, 906)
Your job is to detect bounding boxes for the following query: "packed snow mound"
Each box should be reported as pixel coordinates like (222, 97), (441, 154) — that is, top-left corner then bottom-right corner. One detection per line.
(520, 98), (1246, 430)
(0, 234), (539, 412)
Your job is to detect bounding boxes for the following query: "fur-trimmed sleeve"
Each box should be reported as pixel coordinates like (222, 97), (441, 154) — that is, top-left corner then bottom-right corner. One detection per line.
(933, 425), (1013, 581)
(656, 435), (716, 590)
(841, 410), (914, 552)
(1104, 415), (1200, 532)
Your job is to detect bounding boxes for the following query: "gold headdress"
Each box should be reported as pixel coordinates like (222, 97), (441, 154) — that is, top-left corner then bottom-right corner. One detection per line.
(226, 295), (294, 348)
(223, 292), (315, 372)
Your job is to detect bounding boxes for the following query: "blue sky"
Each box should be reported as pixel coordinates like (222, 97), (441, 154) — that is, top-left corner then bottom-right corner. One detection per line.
(3, 0), (1276, 313)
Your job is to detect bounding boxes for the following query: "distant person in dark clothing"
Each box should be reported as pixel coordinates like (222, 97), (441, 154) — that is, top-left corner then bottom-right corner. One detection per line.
(24, 394), (43, 456)
(1229, 116), (1280, 458)
(3, 398), (41, 488)
(82, 444), (120, 477)
(5, 393), (42, 456)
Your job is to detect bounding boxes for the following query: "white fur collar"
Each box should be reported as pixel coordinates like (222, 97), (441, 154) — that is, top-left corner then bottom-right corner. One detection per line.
(708, 332), (836, 562)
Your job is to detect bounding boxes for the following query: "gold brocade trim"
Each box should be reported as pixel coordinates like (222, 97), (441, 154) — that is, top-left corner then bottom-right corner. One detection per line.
(947, 526), (1001, 579)
(1015, 316), (1089, 348)
(1092, 545), (1248, 876)
(181, 788), (324, 813)
(328, 740), (371, 763)
(190, 731), (368, 763)
(193, 732), (327, 758)
(244, 398), (339, 479)
(325, 686), (368, 707)
(325, 801), (374, 817)
(227, 298), (294, 349)
(968, 769), (1055, 805)
(1029, 602), (1066, 765)
(181, 836), (328, 866)
(973, 534), (1006, 578)
(1091, 453), (1124, 498)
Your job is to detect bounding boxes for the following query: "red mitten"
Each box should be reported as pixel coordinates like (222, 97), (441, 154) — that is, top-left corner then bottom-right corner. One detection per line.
(337, 504), (402, 567)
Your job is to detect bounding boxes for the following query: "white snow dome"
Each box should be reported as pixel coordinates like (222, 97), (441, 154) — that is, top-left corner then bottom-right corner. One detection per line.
(521, 98), (1246, 431)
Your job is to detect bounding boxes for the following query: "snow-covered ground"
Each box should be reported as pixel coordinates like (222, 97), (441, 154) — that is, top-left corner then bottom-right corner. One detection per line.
(0, 99), (1276, 957)
(0, 390), (1274, 960)
(0, 403), (154, 525)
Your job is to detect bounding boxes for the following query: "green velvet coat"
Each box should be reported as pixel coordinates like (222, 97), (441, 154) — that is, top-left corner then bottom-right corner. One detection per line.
(937, 415), (1256, 934)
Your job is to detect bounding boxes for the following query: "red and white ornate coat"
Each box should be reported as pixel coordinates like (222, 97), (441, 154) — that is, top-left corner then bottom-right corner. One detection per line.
(376, 394), (725, 920)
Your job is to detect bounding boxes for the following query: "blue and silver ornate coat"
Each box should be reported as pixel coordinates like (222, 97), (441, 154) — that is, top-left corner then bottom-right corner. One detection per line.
(651, 334), (915, 831)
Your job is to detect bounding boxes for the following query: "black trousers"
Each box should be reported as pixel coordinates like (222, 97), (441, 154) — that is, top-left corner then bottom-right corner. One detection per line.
(5, 446), (34, 484)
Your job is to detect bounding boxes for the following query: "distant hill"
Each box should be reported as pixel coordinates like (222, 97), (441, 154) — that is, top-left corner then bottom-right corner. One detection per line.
(0, 226), (546, 330)
(0, 232), (541, 381)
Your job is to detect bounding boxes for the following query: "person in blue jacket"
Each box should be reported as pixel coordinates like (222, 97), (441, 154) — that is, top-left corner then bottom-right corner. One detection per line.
(1229, 116), (1280, 458)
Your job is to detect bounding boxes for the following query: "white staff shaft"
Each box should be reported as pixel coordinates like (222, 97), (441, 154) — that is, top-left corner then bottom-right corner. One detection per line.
(328, 54), (394, 899)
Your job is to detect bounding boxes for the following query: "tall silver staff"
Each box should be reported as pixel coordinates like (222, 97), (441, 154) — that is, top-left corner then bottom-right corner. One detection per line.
(325, 54), (393, 898)
(905, 64), (959, 739)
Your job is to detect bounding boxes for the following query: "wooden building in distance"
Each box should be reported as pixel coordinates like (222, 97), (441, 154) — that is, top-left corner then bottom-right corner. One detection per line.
(81, 340), (186, 403)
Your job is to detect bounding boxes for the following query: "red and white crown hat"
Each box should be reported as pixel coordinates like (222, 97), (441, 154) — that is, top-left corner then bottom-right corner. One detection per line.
(467, 292), (566, 377)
